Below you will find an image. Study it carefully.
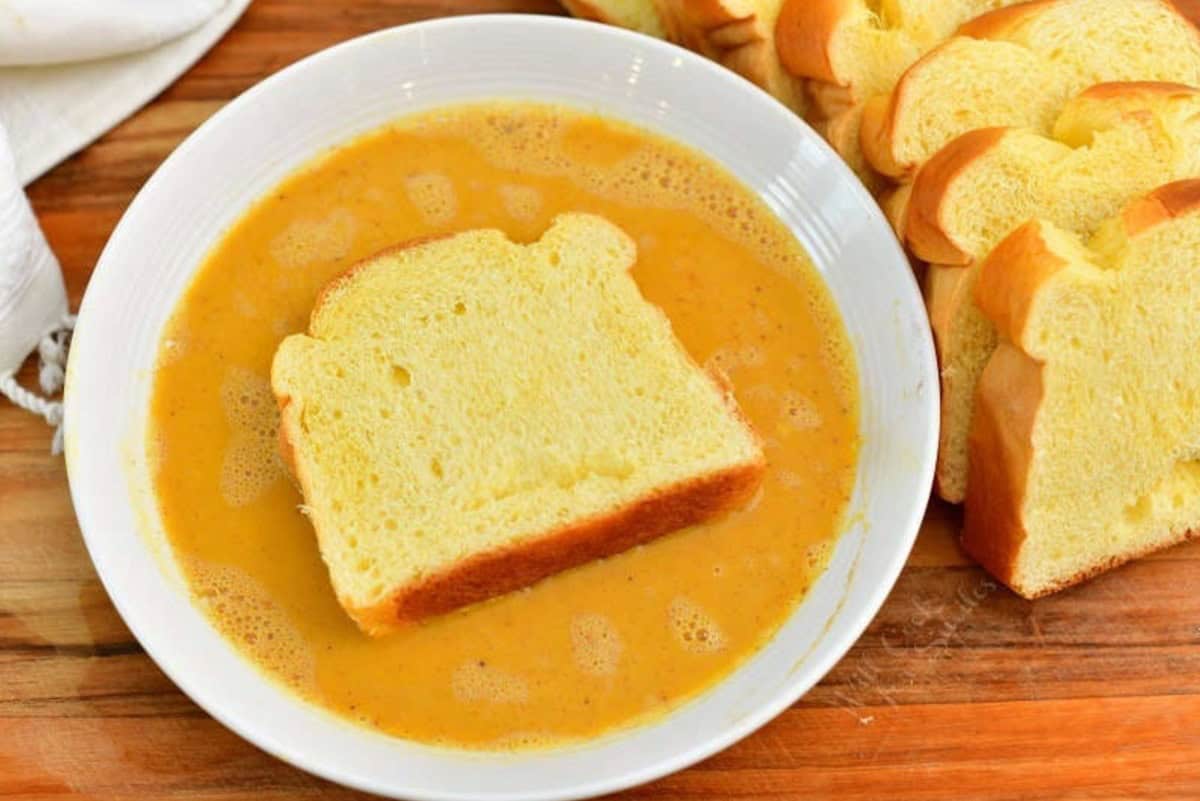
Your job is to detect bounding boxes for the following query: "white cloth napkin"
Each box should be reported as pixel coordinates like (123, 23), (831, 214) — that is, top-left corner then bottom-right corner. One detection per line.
(0, 0), (226, 67)
(0, 0), (251, 451)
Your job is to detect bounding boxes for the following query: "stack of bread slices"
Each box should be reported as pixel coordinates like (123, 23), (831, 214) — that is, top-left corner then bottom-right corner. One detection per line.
(565, 0), (1200, 598)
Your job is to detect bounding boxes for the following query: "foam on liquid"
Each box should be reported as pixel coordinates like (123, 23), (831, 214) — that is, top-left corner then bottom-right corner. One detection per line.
(218, 367), (282, 507)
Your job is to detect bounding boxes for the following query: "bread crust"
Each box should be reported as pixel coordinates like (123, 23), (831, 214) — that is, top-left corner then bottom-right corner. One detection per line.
(775, 0), (852, 84)
(972, 220), (1064, 343)
(903, 127), (1009, 264)
(1120, 178), (1200, 236)
(956, 0), (1057, 38)
(274, 228), (768, 635)
(961, 342), (1041, 592)
(353, 457), (766, 634)
(1172, 0), (1200, 26)
(859, 91), (905, 179)
(879, 182), (913, 241)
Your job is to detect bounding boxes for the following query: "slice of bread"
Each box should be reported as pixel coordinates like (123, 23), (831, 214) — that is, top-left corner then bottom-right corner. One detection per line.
(911, 83), (1200, 503)
(271, 214), (766, 635)
(964, 180), (1200, 597)
(774, 0), (1020, 181)
(655, 0), (807, 111)
(860, 0), (1200, 179)
(559, 0), (806, 111)
(559, 0), (667, 37)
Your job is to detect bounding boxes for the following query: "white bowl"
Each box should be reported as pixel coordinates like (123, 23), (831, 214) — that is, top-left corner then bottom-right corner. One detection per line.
(64, 14), (937, 801)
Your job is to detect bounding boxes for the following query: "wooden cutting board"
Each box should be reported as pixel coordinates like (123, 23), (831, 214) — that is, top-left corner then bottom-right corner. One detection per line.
(3, 2), (1200, 798)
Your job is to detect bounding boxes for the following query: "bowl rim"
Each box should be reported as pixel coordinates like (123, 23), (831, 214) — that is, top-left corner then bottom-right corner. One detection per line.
(64, 12), (938, 801)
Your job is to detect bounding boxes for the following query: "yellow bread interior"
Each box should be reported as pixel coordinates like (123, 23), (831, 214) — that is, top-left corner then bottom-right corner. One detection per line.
(918, 84), (1200, 502)
(271, 213), (764, 633)
(860, 0), (1200, 178)
(965, 181), (1200, 596)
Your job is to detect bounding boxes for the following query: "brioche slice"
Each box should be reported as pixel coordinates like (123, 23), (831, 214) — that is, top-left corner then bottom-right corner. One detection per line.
(559, 0), (667, 37)
(559, 0), (806, 111)
(913, 83), (1200, 502)
(774, 0), (1019, 180)
(964, 181), (1200, 597)
(655, 0), (807, 111)
(272, 214), (765, 635)
(860, 0), (1200, 179)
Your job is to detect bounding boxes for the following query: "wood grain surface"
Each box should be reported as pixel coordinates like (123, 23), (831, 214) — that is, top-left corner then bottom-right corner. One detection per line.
(3, 2), (1200, 798)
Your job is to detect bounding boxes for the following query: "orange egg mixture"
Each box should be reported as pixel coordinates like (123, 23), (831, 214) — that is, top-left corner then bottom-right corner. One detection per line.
(148, 102), (859, 748)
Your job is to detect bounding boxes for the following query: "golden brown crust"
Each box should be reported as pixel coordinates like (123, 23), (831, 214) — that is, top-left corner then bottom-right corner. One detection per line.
(961, 342), (1042, 592)
(973, 219), (1070, 344)
(879, 182), (912, 241)
(1074, 80), (1198, 102)
(923, 265), (962, 364)
(1171, 0), (1200, 26)
(956, 0), (1057, 38)
(275, 396), (299, 478)
(859, 92), (905, 179)
(1120, 178), (1200, 237)
(775, 0), (851, 84)
(355, 457), (766, 633)
(903, 127), (1009, 265)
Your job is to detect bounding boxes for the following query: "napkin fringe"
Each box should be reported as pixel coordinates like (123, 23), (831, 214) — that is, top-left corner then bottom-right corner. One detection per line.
(1, 311), (75, 454)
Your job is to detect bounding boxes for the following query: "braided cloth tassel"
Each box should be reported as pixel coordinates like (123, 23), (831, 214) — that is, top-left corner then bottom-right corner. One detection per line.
(0, 311), (76, 454)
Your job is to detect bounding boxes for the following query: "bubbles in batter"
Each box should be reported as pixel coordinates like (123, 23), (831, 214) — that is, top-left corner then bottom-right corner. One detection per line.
(451, 660), (529, 704)
(269, 207), (357, 269)
(396, 104), (859, 408)
(498, 183), (543, 222)
(705, 346), (741, 376)
(232, 289), (259, 319)
(404, 172), (458, 226)
(219, 367), (282, 507)
(667, 596), (726, 654)
(570, 613), (623, 676)
(776, 469), (806, 492)
(781, 389), (822, 430)
(807, 541), (833, 571)
(186, 557), (316, 692)
(739, 346), (765, 368)
(490, 731), (555, 750)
